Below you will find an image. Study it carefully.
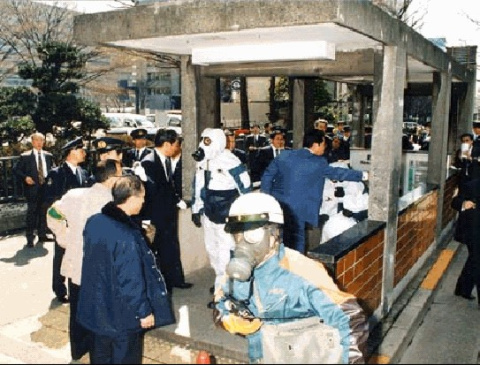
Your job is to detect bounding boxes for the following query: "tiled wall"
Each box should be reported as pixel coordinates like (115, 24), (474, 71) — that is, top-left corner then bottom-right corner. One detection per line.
(394, 190), (438, 286)
(333, 189), (439, 315)
(335, 229), (385, 315)
(319, 174), (458, 316)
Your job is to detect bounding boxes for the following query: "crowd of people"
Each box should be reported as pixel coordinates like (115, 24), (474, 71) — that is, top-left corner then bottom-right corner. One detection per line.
(12, 119), (374, 364)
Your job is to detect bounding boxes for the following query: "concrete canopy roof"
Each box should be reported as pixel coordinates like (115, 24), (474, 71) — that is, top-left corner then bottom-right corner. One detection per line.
(73, 0), (472, 84)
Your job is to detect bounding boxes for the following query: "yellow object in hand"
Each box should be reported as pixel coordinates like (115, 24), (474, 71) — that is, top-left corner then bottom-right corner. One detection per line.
(222, 314), (262, 335)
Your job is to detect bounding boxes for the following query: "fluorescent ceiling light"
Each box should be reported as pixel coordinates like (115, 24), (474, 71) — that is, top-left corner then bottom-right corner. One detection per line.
(192, 41), (335, 65)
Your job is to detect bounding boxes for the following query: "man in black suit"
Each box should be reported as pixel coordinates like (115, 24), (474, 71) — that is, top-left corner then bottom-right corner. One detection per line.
(13, 132), (55, 247)
(122, 128), (152, 168)
(251, 129), (289, 184)
(44, 137), (88, 304)
(452, 177), (480, 303)
(244, 124), (267, 172)
(140, 129), (192, 292)
(469, 121), (480, 180)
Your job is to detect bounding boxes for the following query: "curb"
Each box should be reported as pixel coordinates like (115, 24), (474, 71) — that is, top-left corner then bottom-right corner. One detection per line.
(368, 240), (460, 364)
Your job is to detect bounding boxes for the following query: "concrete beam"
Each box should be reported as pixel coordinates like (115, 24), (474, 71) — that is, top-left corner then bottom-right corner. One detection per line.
(199, 50), (375, 78)
(73, 0), (471, 82)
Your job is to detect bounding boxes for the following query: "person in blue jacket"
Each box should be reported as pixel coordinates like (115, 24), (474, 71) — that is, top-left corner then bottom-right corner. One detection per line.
(261, 129), (368, 254)
(214, 192), (369, 364)
(77, 175), (175, 364)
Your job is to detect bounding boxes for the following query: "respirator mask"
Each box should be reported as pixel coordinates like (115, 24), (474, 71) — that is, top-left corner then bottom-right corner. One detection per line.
(191, 147), (205, 161)
(226, 225), (272, 281)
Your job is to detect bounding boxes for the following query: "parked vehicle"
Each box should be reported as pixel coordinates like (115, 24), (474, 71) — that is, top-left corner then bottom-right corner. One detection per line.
(148, 110), (182, 135)
(103, 113), (157, 136)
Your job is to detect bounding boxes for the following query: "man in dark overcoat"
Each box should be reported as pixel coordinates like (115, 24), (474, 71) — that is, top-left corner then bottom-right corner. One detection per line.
(452, 177), (480, 303)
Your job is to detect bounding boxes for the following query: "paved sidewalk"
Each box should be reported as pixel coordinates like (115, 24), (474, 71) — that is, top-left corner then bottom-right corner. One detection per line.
(0, 231), (460, 364)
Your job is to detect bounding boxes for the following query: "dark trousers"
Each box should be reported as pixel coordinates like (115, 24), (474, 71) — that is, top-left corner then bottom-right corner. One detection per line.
(90, 331), (143, 364)
(153, 221), (185, 292)
(282, 208), (307, 254)
(68, 280), (91, 360)
(455, 242), (480, 301)
(52, 241), (67, 299)
(25, 187), (47, 243)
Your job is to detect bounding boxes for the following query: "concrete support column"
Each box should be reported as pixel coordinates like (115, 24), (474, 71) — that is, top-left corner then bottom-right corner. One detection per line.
(350, 85), (367, 148)
(458, 71), (477, 135)
(428, 71), (452, 238)
(292, 78), (306, 149)
(180, 55), (200, 201)
(370, 46), (406, 315)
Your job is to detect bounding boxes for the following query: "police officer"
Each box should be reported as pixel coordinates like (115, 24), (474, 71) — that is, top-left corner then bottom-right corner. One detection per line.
(87, 137), (125, 185)
(44, 136), (88, 304)
(92, 136), (125, 162)
(123, 128), (152, 168)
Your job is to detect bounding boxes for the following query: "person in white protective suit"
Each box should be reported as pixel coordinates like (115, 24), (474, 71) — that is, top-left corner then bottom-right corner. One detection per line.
(320, 161), (369, 244)
(191, 128), (252, 309)
(213, 192), (369, 364)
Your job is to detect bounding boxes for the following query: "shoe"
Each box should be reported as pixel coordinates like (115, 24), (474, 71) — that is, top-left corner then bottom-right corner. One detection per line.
(209, 286), (215, 295)
(174, 282), (193, 289)
(26, 242), (34, 248)
(57, 296), (69, 304)
(207, 301), (216, 309)
(454, 291), (475, 301)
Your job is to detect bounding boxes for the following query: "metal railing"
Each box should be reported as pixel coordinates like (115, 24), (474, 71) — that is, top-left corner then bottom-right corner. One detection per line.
(0, 156), (25, 202)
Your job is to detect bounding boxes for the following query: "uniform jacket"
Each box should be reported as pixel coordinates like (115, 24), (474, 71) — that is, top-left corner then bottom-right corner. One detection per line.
(13, 149), (54, 199)
(123, 147), (153, 168)
(216, 244), (368, 363)
(261, 148), (363, 227)
(44, 162), (88, 205)
(452, 178), (480, 250)
(141, 150), (180, 225)
(46, 183), (113, 285)
(231, 148), (247, 165)
(77, 202), (175, 337)
(244, 134), (267, 151)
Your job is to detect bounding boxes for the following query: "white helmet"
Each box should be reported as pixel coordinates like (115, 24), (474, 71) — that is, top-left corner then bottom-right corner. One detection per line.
(225, 192), (283, 233)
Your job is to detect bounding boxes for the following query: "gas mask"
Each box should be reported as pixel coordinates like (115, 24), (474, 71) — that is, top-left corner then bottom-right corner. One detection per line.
(225, 192), (285, 281)
(192, 128), (226, 162)
(226, 225), (273, 281)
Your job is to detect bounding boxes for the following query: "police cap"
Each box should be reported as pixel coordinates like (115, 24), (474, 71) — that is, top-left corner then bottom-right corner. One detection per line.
(61, 137), (84, 152)
(92, 137), (124, 154)
(130, 128), (148, 140)
(473, 121), (480, 128)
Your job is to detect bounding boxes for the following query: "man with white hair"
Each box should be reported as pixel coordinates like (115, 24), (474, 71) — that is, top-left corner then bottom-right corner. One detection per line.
(191, 128), (252, 308)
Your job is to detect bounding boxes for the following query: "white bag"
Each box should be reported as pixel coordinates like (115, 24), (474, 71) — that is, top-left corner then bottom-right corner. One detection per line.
(261, 316), (343, 364)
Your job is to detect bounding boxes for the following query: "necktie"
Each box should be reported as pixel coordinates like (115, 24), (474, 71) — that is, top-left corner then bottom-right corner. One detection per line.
(136, 149), (140, 161)
(75, 167), (82, 186)
(275, 149), (280, 157)
(165, 157), (173, 182)
(37, 152), (45, 185)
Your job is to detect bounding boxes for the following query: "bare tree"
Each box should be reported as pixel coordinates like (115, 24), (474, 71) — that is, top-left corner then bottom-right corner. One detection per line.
(0, 0), (74, 77)
(372, 0), (428, 31)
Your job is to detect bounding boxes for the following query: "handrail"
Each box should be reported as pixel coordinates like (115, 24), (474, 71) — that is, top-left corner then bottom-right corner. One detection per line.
(0, 156), (25, 202)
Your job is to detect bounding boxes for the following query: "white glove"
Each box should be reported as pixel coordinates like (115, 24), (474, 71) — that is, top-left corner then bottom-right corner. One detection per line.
(177, 200), (188, 210)
(132, 162), (147, 182)
(362, 171), (369, 181)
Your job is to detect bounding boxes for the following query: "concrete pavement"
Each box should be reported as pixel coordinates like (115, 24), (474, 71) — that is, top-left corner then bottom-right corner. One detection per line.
(0, 230), (466, 364)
